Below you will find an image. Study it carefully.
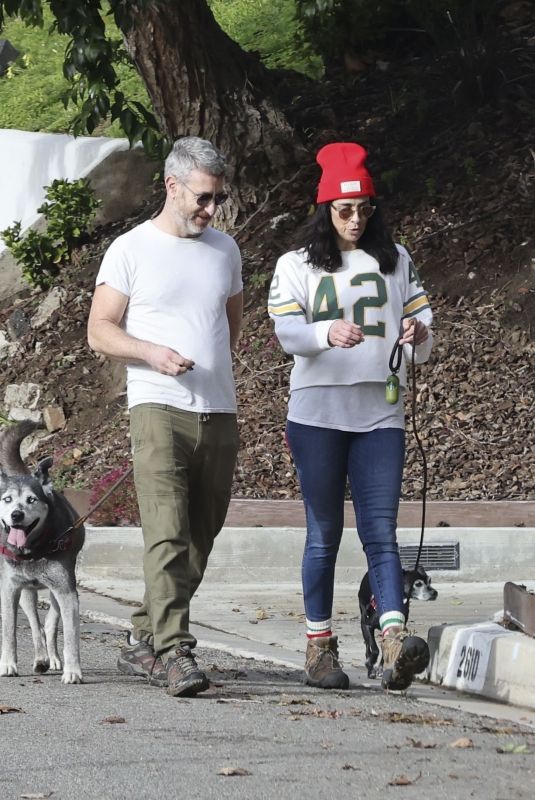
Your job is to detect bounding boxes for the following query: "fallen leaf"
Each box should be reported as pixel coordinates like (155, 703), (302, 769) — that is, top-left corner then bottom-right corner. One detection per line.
(497, 743), (532, 754)
(19, 794), (53, 799)
(0, 705), (23, 714)
(218, 767), (251, 776)
(313, 708), (341, 719)
(388, 773), (421, 786)
(278, 694), (313, 706)
(101, 715), (126, 724)
(450, 737), (474, 748)
(407, 737), (437, 749)
(385, 712), (453, 726)
(479, 724), (515, 734)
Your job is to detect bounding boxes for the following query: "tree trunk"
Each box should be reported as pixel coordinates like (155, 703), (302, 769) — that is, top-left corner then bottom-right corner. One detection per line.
(123, 0), (303, 212)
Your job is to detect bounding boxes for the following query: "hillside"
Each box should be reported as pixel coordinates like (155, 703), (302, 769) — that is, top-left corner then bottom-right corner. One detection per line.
(0, 7), (534, 523)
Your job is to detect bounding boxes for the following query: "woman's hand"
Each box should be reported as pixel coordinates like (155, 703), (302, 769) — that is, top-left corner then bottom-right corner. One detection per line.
(399, 318), (429, 346)
(327, 320), (364, 348)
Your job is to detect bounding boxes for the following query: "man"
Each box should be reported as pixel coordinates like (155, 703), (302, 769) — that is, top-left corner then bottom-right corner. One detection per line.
(87, 137), (243, 697)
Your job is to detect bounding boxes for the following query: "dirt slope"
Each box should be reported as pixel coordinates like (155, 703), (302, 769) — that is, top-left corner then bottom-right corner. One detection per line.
(1, 8), (533, 523)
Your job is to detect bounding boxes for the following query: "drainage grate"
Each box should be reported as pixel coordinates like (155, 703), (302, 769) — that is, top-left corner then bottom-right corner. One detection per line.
(399, 542), (460, 571)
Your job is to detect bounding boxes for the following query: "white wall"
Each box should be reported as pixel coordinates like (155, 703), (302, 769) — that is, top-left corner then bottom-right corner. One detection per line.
(0, 129), (129, 253)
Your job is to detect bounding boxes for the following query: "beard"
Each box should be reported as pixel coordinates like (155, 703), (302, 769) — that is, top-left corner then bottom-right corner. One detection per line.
(173, 207), (210, 238)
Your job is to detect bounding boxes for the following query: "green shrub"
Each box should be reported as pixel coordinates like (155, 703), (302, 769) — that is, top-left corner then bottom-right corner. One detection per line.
(1, 178), (100, 290)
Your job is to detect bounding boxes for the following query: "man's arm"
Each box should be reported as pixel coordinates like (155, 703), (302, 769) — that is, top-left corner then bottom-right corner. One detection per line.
(226, 290), (243, 352)
(87, 283), (194, 375)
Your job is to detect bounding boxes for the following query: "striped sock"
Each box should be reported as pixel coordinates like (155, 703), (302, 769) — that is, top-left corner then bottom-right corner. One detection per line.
(379, 611), (405, 636)
(306, 618), (332, 639)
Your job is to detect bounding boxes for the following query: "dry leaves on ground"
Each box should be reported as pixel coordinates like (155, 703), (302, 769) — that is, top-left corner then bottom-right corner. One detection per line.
(218, 767), (252, 776)
(0, 705), (23, 714)
(388, 773), (422, 786)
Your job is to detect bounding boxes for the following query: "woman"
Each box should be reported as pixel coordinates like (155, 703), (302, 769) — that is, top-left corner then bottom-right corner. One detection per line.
(268, 142), (433, 691)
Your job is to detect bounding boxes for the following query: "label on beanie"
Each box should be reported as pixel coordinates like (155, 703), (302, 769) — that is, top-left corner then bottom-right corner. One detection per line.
(340, 180), (361, 193)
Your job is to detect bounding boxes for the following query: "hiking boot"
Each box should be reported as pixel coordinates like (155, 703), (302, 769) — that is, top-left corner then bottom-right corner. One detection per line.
(117, 632), (168, 687)
(381, 627), (430, 691)
(303, 635), (350, 690)
(166, 644), (210, 697)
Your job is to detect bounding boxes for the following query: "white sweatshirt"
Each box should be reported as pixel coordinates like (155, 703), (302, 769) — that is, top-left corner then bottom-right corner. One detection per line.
(268, 244), (432, 395)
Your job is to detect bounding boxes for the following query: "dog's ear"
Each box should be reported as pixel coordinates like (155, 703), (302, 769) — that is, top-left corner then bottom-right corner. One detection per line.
(0, 465), (7, 486)
(34, 456), (54, 493)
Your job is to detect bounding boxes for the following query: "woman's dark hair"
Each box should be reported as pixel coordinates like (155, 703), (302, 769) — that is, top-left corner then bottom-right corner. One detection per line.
(294, 201), (398, 274)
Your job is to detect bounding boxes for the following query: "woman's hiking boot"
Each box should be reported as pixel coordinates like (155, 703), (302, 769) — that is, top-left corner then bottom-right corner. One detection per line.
(117, 632), (168, 687)
(304, 635), (350, 690)
(381, 627), (430, 691)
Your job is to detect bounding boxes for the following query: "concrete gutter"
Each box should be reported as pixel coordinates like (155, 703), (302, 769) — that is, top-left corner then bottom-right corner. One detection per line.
(76, 523), (535, 713)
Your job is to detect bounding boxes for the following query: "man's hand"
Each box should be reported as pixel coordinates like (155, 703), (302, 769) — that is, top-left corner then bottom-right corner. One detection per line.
(327, 320), (364, 348)
(399, 317), (429, 346)
(145, 343), (194, 375)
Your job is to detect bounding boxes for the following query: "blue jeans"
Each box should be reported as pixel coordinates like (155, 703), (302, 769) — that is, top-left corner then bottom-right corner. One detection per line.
(286, 421), (405, 623)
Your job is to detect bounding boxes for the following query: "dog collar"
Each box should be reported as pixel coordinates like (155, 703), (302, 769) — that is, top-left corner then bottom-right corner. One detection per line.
(0, 531), (73, 562)
(0, 544), (24, 561)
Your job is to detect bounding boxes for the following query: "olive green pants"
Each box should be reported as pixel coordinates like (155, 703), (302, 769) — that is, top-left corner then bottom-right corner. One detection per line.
(129, 403), (239, 661)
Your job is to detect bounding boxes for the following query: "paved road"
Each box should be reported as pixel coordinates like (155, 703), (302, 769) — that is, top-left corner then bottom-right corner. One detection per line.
(1, 616), (535, 800)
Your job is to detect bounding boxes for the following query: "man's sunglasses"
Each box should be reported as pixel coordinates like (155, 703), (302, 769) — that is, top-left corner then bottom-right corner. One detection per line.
(331, 202), (375, 221)
(177, 177), (228, 208)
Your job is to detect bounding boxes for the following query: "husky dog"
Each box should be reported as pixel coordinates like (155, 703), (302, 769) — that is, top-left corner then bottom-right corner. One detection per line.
(0, 421), (85, 683)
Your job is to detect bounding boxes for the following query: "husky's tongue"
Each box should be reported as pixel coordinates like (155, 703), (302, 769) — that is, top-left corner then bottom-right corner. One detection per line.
(7, 528), (27, 549)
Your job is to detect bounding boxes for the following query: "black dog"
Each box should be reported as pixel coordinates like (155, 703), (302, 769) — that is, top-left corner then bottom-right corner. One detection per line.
(358, 565), (438, 679)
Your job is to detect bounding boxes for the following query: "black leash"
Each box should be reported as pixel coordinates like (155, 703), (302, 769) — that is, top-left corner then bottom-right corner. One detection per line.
(387, 322), (428, 579)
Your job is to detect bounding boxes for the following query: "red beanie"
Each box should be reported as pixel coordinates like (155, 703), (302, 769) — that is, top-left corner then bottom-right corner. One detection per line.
(316, 142), (376, 204)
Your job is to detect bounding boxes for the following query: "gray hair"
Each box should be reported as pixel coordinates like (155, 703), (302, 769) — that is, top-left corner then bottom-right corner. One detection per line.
(164, 136), (226, 181)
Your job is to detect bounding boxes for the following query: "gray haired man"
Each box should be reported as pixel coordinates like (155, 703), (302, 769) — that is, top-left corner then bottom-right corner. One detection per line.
(88, 137), (243, 696)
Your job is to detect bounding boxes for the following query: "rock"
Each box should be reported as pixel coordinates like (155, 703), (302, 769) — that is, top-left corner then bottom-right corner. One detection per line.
(6, 307), (30, 340)
(4, 382), (41, 410)
(8, 407), (42, 423)
(0, 330), (21, 359)
(30, 287), (66, 329)
(43, 405), (66, 432)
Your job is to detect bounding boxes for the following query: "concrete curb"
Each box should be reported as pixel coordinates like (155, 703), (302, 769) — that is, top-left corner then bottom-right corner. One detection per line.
(80, 525), (535, 584)
(428, 620), (535, 709)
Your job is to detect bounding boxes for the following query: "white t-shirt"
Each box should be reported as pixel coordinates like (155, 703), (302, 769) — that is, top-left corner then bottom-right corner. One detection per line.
(96, 220), (242, 413)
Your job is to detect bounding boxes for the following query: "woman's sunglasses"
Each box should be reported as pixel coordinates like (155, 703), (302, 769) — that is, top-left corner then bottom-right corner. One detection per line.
(178, 177), (229, 208)
(331, 202), (375, 221)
